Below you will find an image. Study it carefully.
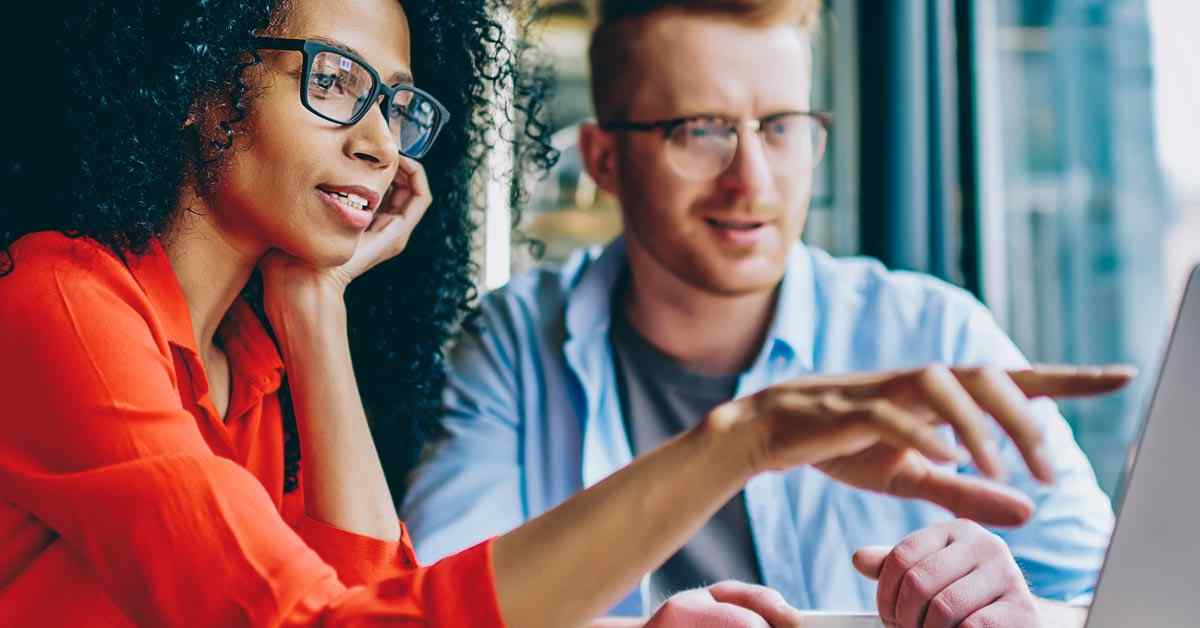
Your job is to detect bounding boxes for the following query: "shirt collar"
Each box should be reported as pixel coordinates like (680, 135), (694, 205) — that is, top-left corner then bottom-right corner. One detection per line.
(125, 238), (201, 355)
(218, 300), (285, 396)
(564, 237), (628, 340)
(125, 238), (284, 394)
(564, 236), (818, 371)
(763, 244), (817, 371)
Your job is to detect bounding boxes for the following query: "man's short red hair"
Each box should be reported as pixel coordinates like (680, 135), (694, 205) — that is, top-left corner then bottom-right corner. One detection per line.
(587, 0), (821, 121)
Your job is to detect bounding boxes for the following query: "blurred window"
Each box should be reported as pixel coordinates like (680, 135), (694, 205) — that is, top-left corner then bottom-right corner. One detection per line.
(973, 0), (1191, 497)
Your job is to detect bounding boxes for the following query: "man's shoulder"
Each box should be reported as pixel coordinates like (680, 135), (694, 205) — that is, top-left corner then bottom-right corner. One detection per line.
(802, 245), (987, 322)
(473, 244), (609, 337)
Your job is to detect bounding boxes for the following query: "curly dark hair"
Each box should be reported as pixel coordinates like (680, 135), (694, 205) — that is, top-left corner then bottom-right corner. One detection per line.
(1, 0), (555, 501)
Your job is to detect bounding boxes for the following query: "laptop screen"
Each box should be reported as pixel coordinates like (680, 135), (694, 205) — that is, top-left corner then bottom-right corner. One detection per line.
(1085, 265), (1200, 627)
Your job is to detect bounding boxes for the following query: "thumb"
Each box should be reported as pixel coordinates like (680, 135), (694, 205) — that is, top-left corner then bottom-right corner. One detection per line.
(852, 545), (891, 580)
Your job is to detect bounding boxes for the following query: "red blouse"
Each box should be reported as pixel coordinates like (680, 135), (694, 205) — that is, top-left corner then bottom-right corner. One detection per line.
(0, 232), (504, 627)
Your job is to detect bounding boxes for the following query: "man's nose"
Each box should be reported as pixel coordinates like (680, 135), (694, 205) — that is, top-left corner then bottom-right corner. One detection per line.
(716, 126), (774, 200)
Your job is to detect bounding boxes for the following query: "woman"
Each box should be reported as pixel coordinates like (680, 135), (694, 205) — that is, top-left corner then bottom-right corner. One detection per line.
(1, 0), (537, 624)
(0, 1), (1126, 627)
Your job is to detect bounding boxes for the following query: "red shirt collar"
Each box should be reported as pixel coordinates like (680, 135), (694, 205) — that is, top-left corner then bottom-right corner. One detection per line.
(126, 239), (283, 395)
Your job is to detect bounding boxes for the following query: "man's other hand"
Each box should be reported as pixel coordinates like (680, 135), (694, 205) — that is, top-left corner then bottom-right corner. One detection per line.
(853, 520), (1037, 628)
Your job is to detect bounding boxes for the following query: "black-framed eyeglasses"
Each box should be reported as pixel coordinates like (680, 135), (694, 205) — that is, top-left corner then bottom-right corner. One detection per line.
(252, 37), (449, 159)
(602, 112), (832, 180)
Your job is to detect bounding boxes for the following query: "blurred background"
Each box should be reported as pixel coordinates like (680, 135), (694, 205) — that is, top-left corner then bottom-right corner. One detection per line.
(477, 0), (1200, 502)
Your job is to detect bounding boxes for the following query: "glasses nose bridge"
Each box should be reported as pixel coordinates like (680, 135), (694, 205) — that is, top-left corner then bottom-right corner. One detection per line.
(727, 118), (774, 160)
(348, 89), (400, 163)
(362, 84), (392, 124)
(737, 117), (765, 135)
(718, 117), (773, 187)
(729, 118), (771, 161)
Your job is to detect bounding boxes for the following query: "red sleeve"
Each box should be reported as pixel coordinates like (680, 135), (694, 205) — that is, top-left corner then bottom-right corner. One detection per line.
(285, 539), (503, 626)
(0, 237), (505, 627)
(293, 514), (421, 585)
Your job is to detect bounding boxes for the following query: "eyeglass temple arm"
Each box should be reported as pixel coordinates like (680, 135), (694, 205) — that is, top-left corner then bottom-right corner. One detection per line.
(249, 36), (305, 51)
(600, 118), (690, 135)
(602, 112), (832, 134)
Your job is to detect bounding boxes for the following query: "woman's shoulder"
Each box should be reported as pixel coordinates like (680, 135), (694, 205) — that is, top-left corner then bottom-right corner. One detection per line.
(0, 231), (148, 325)
(3, 231), (132, 289)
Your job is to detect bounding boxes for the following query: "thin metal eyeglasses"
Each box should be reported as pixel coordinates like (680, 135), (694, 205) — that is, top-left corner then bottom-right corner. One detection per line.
(602, 111), (832, 180)
(252, 36), (449, 159)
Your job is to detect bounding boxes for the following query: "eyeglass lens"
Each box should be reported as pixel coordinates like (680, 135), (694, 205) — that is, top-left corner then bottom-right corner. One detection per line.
(306, 50), (440, 156)
(664, 114), (827, 179)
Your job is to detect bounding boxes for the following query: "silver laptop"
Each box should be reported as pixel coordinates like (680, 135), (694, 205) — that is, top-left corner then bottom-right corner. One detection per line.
(1085, 264), (1200, 627)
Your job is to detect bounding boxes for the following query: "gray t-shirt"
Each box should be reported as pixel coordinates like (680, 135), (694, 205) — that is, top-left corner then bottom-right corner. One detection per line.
(609, 301), (763, 602)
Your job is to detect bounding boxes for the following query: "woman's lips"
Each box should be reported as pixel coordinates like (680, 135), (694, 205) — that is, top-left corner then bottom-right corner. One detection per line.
(316, 184), (381, 210)
(317, 188), (375, 230)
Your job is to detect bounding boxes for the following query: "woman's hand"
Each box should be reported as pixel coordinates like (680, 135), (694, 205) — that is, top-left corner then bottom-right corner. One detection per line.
(640, 582), (803, 628)
(259, 156), (432, 318)
(248, 158), (430, 543)
(709, 365), (1133, 526)
(587, 583), (803, 628)
(321, 156), (433, 290)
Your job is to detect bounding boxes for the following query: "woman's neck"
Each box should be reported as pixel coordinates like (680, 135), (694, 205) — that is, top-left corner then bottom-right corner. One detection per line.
(163, 186), (264, 353)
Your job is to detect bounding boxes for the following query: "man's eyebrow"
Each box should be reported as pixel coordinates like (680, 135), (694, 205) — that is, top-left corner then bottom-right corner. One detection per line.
(310, 36), (414, 84)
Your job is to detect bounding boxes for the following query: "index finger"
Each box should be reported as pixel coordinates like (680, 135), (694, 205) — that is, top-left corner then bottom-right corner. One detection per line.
(384, 156), (432, 218)
(707, 582), (804, 627)
(1004, 365), (1136, 399)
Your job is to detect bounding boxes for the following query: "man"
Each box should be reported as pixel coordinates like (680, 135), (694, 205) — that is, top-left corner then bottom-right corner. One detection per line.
(402, 1), (1116, 625)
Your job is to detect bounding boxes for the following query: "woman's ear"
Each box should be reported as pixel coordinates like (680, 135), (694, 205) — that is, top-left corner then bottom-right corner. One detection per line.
(182, 94), (214, 130)
(182, 95), (239, 158)
(578, 122), (621, 196)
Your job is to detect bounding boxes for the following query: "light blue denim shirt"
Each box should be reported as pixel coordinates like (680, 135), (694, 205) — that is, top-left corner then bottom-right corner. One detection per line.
(401, 238), (1114, 616)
